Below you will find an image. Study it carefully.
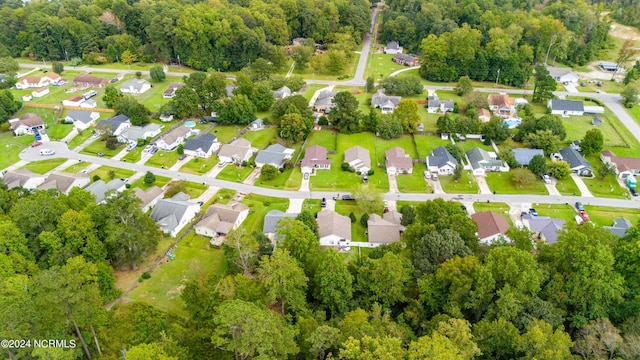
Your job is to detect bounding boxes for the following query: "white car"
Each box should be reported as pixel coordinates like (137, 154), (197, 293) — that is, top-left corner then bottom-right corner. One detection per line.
(542, 175), (551, 184)
(218, 161), (228, 168)
(39, 149), (55, 156)
(423, 170), (432, 180)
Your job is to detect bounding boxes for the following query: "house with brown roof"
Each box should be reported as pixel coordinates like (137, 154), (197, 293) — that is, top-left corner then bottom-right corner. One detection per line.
(601, 150), (640, 178)
(478, 108), (492, 123)
(156, 125), (192, 151)
(471, 211), (510, 243)
(195, 203), (250, 239)
(301, 145), (331, 175)
(163, 83), (184, 98)
(2, 169), (46, 190)
(15, 72), (61, 89)
(32, 87), (49, 98)
(62, 95), (86, 107)
(488, 93), (516, 118)
(385, 147), (413, 175)
(38, 171), (90, 195)
(318, 209), (352, 248)
(9, 113), (45, 136)
(133, 186), (164, 213)
(344, 145), (371, 174)
(218, 138), (255, 164)
(73, 74), (109, 88)
(367, 214), (401, 243)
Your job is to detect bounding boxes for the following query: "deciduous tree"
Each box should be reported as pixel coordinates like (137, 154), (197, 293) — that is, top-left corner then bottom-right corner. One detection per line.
(532, 65), (557, 103)
(313, 249), (353, 316)
(102, 85), (123, 108)
(581, 128), (604, 156)
(455, 76), (473, 96)
(329, 91), (361, 134)
(149, 65), (166, 82)
(258, 249), (308, 314)
(527, 154), (548, 177)
(394, 99), (420, 133)
(260, 164), (278, 180)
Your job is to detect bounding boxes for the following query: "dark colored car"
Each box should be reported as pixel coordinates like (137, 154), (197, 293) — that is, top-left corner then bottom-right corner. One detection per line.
(460, 205), (467, 211)
(341, 194), (355, 201)
(529, 208), (538, 216)
(321, 198), (326, 207)
(575, 202), (585, 211)
(179, 154), (186, 160)
(631, 188), (639, 197)
(97, 152), (104, 157)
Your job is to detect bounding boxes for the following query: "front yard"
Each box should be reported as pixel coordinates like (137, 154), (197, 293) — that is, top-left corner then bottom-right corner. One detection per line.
(534, 203), (579, 224)
(364, 53), (408, 80)
(62, 161), (91, 173)
(584, 206), (640, 227)
(486, 172), (548, 195)
(81, 139), (125, 158)
(145, 150), (180, 169)
(130, 174), (171, 190)
(21, 158), (67, 174)
(68, 129), (94, 149)
(555, 177), (582, 196)
(396, 163), (432, 193)
(0, 134), (37, 170)
(179, 156), (219, 175)
(216, 164), (255, 182)
(89, 166), (135, 182)
(240, 194), (289, 234)
(255, 167), (303, 190)
(582, 176), (627, 199)
(440, 171), (480, 194)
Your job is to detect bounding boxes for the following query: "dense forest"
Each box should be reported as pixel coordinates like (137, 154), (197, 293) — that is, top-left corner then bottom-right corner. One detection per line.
(0, 0), (371, 71)
(611, 0), (640, 29)
(2, 183), (640, 359)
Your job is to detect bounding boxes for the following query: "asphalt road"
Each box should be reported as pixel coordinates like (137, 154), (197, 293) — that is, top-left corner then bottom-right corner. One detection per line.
(21, 142), (639, 209)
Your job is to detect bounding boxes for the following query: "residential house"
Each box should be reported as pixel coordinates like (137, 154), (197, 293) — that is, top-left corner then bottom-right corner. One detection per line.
(385, 147), (413, 175)
(159, 114), (174, 122)
(73, 74), (109, 88)
(218, 138), (255, 164)
(427, 94), (454, 113)
(120, 79), (151, 95)
(393, 53), (419, 66)
(570, 140), (582, 152)
(156, 125), (191, 151)
(522, 213), (565, 244)
(371, 90), (402, 114)
(250, 119), (264, 130)
(274, 86), (291, 99)
(313, 91), (337, 113)
(301, 145), (331, 175)
(471, 211), (510, 243)
(384, 41), (403, 55)
(546, 66), (580, 83)
(183, 133), (220, 158)
(488, 94), (516, 118)
(367, 214), (401, 243)
(38, 171), (90, 194)
(80, 99), (97, 108)
(592, 116), (602, 126)
(426, 146), (458, 175)
(62, 95), (85, 107)
(84, 179), (127, 204)
(15, 72), (61, 89)
(548, 99), (584, 116)
(292, 38), (306, 46)
(263, 210), (298, 241)
(225, 84), (236, 97)
(512, 148), (545, 166)
(466, 148), (507, 176)
(255, 144), (294, 168)
(65, 110), (100, 131)
(318, 209), (352, 248)
(478, 108), (492, 123)
(32, 87), (49, 98)
(604, 218), (632, 238)
(599, 62), (619, 72)
(584, 105), (605, 114)
(96, 114), (131, 136)
(383, 210), (405, 231)
(557, 147), (592, 176)
(117, 123), (163, 145)
(162, 83), (184, 98)
(2, 169), (46, 190)
(133, 186), (164, 213)
(601, 150), (640, 178)
(22, 94), (32, 102)
(151, 192), (201, 237)
(9, 113), (45, 136)
(344, 145), (371, 174)
(195, 203), (249, 239)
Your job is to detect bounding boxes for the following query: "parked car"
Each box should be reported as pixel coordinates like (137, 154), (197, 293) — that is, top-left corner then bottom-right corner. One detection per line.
(542, 175), (551, 184)
(575, 202), (585, 211)
(580, 210), (590, 222)
(39, 149), (55, 156)
(321, 198), (326, 207)
(432, 174), (439, 181)
(341, 194), (355, 201)
(97, 152), (104, 157)
(197, 201), (204, 206)
(31, 141), (42, 147)
(303, 172), (309, 180)
(460, 205), (467, 211)
(179, 154), (186, 160)
(529, 208), (538, 216)
(423, 171), (432, 180)
(218, 161), (228, 168)
(632, 188), (639, 197)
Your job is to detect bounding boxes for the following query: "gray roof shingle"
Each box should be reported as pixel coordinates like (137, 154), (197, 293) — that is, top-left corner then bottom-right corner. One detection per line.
(512, 148), (545, 166)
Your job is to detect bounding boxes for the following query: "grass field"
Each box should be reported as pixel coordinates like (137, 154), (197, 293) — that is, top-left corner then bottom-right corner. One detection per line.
(68, 129), (94, 149)
(302, 84), (328, 101)
(302, 199), (322, 214)
(335, 201), (368, 242)
(414, 135), (450, 159)
(534, 203), (578, 224)
(178, 181), (208, 199)
(473, 202), (513, 226)
(211, 189), (236, 205)
(21, 158), (67, 174)
(128, 233), (224, 316)
(241, 128), (278, 150)
(210, 126), (240, 144)
(179, 156), (219, 175)
(396, 163), (432, 193)
(216, 164), (254, 182)
(555, 177), (582, 196)
(293, 53), (360, 81)
(89, 166), (135, 182)
(121, 148), (143, 163)
(241, 194), (289, 234)
(130, 174), (171, 190)
(628, 105), (640, 128)
(255, 167), (303, 190)
(81, 139), (125, 158)
(145, 150), (180, 169)
(584, 206), (640, 227)
(0, 134), (34, 170)
(486, 172), (549, 195)
(440, 171), (480, 194)
(306, 129), (337, 150)
(364, 54), (407, 80)
(583, 176), (627, 199)
(62, 161), (91, 173)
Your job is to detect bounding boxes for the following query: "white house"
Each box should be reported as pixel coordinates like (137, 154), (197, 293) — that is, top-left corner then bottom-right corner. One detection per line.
(218, 138), (255, 164)
(2, 169), (46, 190)
(195, 203), (250, 239)
(38, 171), (91, 195)
(150, 192), (201, 238)
(546, 66), (580, 83)
(96, 115), (131, 136)
(317, 209), (352, 247)
(371, 90), (402, 114)
(84, 179), (127, 204)
(32, 87), (49, 98)
(548, 99), (584, 116)
(162, 83), (184, 98)
(274, 86), (292, 99)
(384, 41), (403, 55)
(427, 94), (454, 113)
(117, 123), (163, 145)
(601, 150), (640, 178)
(426, 146), (458, 175)
(120, 79), (151, 95)
(466, 148), (508, 176)
(15, 72), (61, 89)
(62, 96), (86, 107)
(183, 133), (220, 158)
(80, 99), (97, 108)
(385, 147), (413, 175)
(65, 110), (100, 131)
(301, 145), (331, 175)
(133, 186), (164, 213)
(155, 125), (191, 151)
(9, 113), (45, 136)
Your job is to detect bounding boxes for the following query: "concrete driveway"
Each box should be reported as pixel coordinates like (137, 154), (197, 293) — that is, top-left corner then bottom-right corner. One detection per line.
(475, 176), (492, 194)
(545, 180), (561, 196)
(388, 173), (399, 193)
(430, 178), (445, 194)
(571, 174), (594, 197)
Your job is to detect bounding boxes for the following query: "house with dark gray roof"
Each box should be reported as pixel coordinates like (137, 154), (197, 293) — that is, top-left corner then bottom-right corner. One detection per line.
(426, 146), (458, 175)
(263, 210), (299, 240)
(65, 110), (100, 131)
(120, 79), (151, 95)
(393, 53), (419, 66)
(313, 91), (337, 113)
(97, 114), (131, 136)
(604, 218), (632, 238)
(512, 148), (545, 166)
(184, 133), (219, 158)
(427, 94), (454, 113)
(255, 144), (294, 168)
(2, 169), (46, 190)
(522, 213), (565, 244)
(466, 148), (507, 176)
(548, 99), (584, 116)
(371, 90), (402, 114)
(163, 82), (184, 98)
(84, 179), (127, 204)
(150, 192), (201, 237)
(38, 171), (90, 195)
(557, 147), (592, 176)
(384, 41), (403, 55)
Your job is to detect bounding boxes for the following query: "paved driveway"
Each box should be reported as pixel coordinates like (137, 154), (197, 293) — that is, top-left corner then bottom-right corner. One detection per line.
(388, 173), (399, 193)
(571, 174), (594, 197)
(475, 176), (492, 194)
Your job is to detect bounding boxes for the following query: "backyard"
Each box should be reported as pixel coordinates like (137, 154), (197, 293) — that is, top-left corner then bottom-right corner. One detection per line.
(414, 135), (450, 160)
(127, 233), (224, 316)
(89, 166), (136, 182)
(335, 201), (368, 242)
(210, 125), (240, 145)
(486, 172), (549, 195)
(21, 158), (67, 174)
(241, 128), (278, 150)
(440, 171), (480, 194)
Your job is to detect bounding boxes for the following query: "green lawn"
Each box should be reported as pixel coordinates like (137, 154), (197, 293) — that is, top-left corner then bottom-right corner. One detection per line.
(241, 194), (289, 234)
(242, 128), (278, 150)
(68, 129), (94, 149)
(21, 158), (67, 174)
(576, 80), (627, 94)
(302, 199), (322, 214)
(80, 139), (124, 158)
(627, 105), (640, 128)
(364, 53), (408, 80)
(145, 150), (180, 169)
(121, 148), (143, 163)
(302, 84), (328, 101)
(89, 166), (135, 182)
(454, 139), (495, 155)
(211, 189), (236, 205)
(534, 203), (578, 224)
(374, 135), (416, 165)
(0, 133), (34, 170)
(414, 135), (450, 159)
(486, 172), (548, 195)
(582, 176), (627, 199)
(583, 206), (640, 227)
(128, 233), (224, 316)
(473, 202), (513, 226)
(440, 171), (480, 194)
(435, 90), (466, 108)
(294, 52), (360, 81)
(130, 174), (171, 190)
(396, 163), (432, 193)
(179, 156), (219, 175)
(334, 201), (369, 242)
(179, 181), (208, 199)
(255, 167), (302, 190)
(562, 114), (627, 148)
(210, 126), (240, 144)
(62, 161), (90, 173)
(306, 130), (337, 151)
(140, 77), (184, 112)
(555, 177), (581, 196)
(216, 164), (255, 182)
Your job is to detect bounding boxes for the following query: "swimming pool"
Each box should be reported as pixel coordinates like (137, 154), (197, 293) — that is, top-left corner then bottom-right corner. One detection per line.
(185, 121), (196, 127)
(503, 119), (522, 129)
